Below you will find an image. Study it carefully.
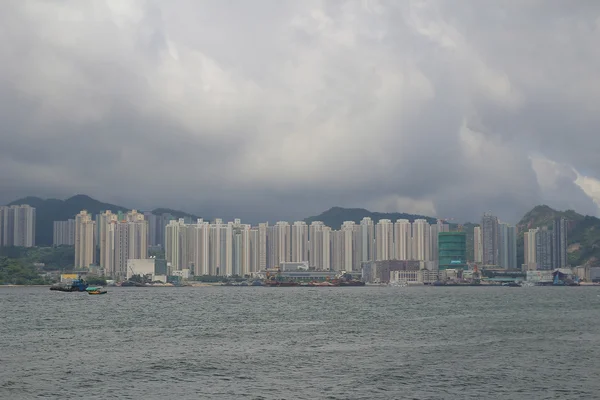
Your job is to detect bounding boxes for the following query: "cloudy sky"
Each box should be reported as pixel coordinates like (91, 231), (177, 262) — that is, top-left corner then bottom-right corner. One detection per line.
(1, 0), (600, 224)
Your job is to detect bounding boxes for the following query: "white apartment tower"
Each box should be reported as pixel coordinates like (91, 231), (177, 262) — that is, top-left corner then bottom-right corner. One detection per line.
(393, 219), (412, 260)
(209, 219), (224, 275)
(473, 226), (483, 264)
(258, 223), (268, 270)
(248, 228), (260, 273)
(322, 226), (331, 270)
(309, 221), (325, 269)
(411, 219), (430, 261)
(189, 219), (210, 275)
(523, 228), (538, 270)
(291, 221), (309, 262)
(359, 217), (375, 263)
(341, 221), (355, 272)
(272, 221), (291, 267)
(98, 211), (117, 275)
(2, 205), (36, 247)
(375, 219), (394, 261)
(74, 210), (96, 268)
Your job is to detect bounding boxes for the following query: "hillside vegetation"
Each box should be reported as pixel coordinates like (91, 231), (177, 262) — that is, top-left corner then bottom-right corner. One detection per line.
(6, 194), (199, 245)
(304, 206), (437, 230)
(516, 205), (600, 267)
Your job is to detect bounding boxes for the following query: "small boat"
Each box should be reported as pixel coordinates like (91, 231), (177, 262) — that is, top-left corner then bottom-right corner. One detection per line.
(86, 286), (107, 295)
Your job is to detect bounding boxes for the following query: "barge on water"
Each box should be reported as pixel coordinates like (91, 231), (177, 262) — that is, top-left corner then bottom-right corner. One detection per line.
(50, 279), (88, 292)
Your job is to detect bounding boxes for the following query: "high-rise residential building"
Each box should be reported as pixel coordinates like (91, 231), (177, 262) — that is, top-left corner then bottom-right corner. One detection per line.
(126, 210), (148, 261)
(248, 228), (260, 273)
(535, 228), (553, 270)
(523, 228), (538, 270)
(144, 212), (159, 247)
(552, 217), (568, 269)
(5, 205), (36, 247)
(429, 221), (448, 264)
(481, 213), (499, 266)
(331, 229), (343, 271)
(291, 221), (309, 262)
(375, 219), (394, 261)
(411, 219), (430, 261)
(498, 223), (517, 269)
(74, 211), (96, 268)
(358, 217), (375, 264)
(340, 221), (355, 272)
(0, 206), (14, 246)
(53, 219), (76, 246)
(272, 221), (291, 267)
(309, 221), (325, 269)
(209, 218), (225, 276)
(98, 210), (148, 279)
(473, 226), (483, 264)
(98, 211), (116, 273)
(189, 219), (210, 276)
(394, 219), (412, 261)
(258, 223), (268, 270)
(322, 226), (331, 270)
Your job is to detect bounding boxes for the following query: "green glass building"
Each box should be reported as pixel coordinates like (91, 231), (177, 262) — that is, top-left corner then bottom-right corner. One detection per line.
(438, 232), (467, 270)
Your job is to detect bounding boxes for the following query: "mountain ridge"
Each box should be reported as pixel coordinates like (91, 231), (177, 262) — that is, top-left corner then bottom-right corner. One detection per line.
(304, 206), (437, 229)
(6, 195), (200, 246)
(515, 204), (600, 267)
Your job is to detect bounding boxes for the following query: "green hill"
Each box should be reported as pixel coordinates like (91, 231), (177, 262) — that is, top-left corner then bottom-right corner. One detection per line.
(6, 194), (200, 246)
(516, 205), (600, 267)
(304, 206), (437, 229)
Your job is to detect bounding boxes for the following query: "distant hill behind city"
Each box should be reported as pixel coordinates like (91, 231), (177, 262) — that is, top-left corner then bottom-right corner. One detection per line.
(6, 194), (600, 267)
(515, 204), (600, 267)
(6, 195), (200, 246)
(304, 206), (438, 229)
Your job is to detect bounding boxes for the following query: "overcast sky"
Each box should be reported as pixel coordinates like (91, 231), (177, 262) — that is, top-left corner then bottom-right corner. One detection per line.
(1, 0), (600, 224)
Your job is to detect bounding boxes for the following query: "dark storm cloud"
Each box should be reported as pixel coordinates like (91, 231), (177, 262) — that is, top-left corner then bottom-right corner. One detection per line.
(1, 0), (599, 224)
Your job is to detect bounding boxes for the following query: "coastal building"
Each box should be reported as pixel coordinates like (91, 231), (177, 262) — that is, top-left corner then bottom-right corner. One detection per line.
(393, 219), (412, 261)
(358, 217), (375, 263)
(189, 219), (210, 276)
(552, 217), (568, 269)
(291, 221), (309, 263)
(438, 232), (467, 270)
(258, 223), (268, 270)
(74, 211), (96, 268)
(473, 226), (483, 264)
(340, 221), (355, 271)
(53, 219), (76, 246)
(523, 228), (538, 270)
(375, 219), (394, 261)
(309, 221), (325, 269)
(411, 219), (430, 262)
(97, 210), (148, 279)
(1, 205), (36, 247)
(535, 228), (553, 270)
(498, 223), (517, 269)
(481, 213), (499, 266)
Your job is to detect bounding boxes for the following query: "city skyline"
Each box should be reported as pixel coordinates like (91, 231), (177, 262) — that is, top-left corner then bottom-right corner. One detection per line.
(52, 208), (530, 276)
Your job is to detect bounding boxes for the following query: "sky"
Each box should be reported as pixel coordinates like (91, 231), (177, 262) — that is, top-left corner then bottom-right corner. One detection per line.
(1, 0), (600, 224)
